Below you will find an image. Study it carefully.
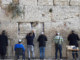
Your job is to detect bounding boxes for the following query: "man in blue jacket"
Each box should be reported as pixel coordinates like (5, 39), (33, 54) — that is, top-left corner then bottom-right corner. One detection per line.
(26, 30), (35, 60)
(14, 39), (25, 59)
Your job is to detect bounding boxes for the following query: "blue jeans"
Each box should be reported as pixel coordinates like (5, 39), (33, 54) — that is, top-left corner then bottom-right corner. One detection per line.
(17, 51), (25, 59)
(72, 51), (78, 59)
(39, 47), (45, 59)
(55, 44), (62, 59)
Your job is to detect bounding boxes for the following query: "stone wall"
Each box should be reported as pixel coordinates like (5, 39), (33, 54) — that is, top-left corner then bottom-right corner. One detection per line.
(0, 0), (80, 58)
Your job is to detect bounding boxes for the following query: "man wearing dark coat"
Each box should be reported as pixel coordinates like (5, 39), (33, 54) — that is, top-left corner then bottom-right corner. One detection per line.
(68, 30), (79, 59)
(0, 30), (8, 59)
(37, 32), (47, 59)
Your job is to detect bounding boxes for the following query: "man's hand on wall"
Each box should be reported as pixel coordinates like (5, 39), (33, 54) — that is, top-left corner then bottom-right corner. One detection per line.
(32, 30), (34, 33)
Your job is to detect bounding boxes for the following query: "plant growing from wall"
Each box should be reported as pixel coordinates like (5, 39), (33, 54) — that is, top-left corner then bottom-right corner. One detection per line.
(49, 8), (54, 22)
(8, 2), (24, 19)
(49, 8), (53, 13)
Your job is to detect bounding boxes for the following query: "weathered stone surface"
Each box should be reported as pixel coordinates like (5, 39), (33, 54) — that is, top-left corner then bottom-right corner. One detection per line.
(9, 5), (24, 22)
(12, 0), (19, 4)
(0, 7), (9, 21)
(19, 23), (31, 34)
(2, 0), (12, 5)
(70, 0), (80, 6)
(0, 0), (80, 58)
(25, 6), (51, 22)
(54, 0), (70, 6)
(6, 39), (13, 56)
(44, 21), (80, 57)
(52, 6), (80, 21)
(19, 0), (37, 6)
(0, 0), (1, 6)
(38, 0), (53, 6)
(0, 5), (24, 22)
(0, 22), (18, 39)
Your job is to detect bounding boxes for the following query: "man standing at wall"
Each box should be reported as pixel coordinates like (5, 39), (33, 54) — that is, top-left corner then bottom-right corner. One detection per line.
(54, 33), (63, 60)
(37, 32), (47, 59)
(0, 30), (8, 59)
(26, 30), (35, 60)
(68, 30), (79, 60)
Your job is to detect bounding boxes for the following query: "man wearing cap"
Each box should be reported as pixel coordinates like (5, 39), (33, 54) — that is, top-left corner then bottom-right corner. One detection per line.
(0, 30), (8, 59)
(26, 30), (35, 60)
(37, 32), (47, 59)
(53, 33), (63, 60)
(14, 39), (25, 59)
(68, 30), (79, 60)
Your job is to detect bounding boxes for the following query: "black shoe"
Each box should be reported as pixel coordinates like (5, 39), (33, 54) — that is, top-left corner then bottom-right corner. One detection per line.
(76, 56), (78, 58)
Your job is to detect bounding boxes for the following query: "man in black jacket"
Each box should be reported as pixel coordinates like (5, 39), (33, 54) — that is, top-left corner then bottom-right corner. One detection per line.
(0, 30), (8, 59)
(37, 32), (47, 59)
(68, 30), (79, 59)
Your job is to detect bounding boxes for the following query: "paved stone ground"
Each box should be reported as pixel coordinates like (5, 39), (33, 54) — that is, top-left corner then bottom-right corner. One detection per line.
(0, 58), (80, 60)
(0, 57), (80, 60)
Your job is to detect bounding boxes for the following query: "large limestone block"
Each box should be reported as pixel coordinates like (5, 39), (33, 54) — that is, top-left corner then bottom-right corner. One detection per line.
(25, 6), (51, 22)
(38, 0), (53, 6)
(19, 23), (43, 39)
(2, 0), (12, 5)
(13, 0), (19, 4)
(6, 39), (13, 56)
(0, 6), (11, 21)
(19, 23), (31, 33)
(70, 0), (80, 6)
(52, 6), (80, 21)
(9, 5), (25, 22)
(19, 0), (37, 6)
(0, 22), (18, 39)
(0, 0), (1, 6)
(54, 0), (70, 6)
(45, 38), (52, 58)
(8, 5), (24, 22)
(65, 21), (80, 36)
(0, 7), (9, 21)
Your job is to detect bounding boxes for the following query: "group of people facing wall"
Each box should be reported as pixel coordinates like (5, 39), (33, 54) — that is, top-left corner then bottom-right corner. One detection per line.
(14, 30), (47, 60)
(54, 30), (80, 60)
(0, 30), (79, 60)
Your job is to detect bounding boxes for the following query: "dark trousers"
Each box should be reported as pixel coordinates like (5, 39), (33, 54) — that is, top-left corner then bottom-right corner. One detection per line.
(1, 55), (5, 59)
(17, 51), (25, 59)
(72, 51), (78, 59)
(0, 54), (5, 59)
(55, 44), (62, 59)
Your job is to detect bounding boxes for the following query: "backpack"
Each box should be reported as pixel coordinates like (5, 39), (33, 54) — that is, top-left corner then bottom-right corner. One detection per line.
(55, 37), (60, 48)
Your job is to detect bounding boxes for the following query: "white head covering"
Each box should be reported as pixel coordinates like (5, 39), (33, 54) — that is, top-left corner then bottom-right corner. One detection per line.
(18, 39), (22, 42)
(57, 33), (59, 35)
(41, 32), (44, 34)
